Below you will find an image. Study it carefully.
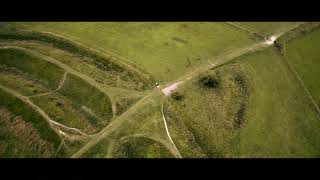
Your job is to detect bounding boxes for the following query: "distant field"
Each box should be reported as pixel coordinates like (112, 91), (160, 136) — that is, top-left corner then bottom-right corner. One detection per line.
(234, 47), (320, 157)
(2, 22), (259, 82)
(238, 22), (302, 36)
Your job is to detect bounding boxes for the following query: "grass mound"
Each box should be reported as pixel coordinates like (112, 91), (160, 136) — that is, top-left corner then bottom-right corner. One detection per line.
(165, 64), (249, 157)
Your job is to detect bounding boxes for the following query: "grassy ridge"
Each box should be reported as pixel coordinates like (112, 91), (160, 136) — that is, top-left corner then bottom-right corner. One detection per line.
(0, 88), (61, 151)
(0, 48), (64, 89)
(58, 74), (113, 130)
(0, 68), (51, 96)
(0, 30), (153, 90)
(30, 92), (97, 134)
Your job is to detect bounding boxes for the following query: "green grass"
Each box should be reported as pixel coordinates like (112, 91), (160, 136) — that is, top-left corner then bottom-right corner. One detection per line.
(77, 90), (177, 158)
(0, 89), (61, 157)
(1, 22), (320, 158)
(114, 95), (143, 116)
(238, 22), (302, 36)
(165, 63), (249, 157)
(58, 74), (113, 130)
(0, 41), (145, 90)
(285, 28), (320, 107)
(166, 46), (320, 157)
(30, 92), (97, 134)
(0, 48), (64, 89)
(233, 47), (320, 157)
(80, 137), (114, 158)
(0, 29), (154, 91)
(2, 22), (258, 82)
(112, 137), (174, 158)
(0, 68), (50, 96)
(0, 107), (57, 157)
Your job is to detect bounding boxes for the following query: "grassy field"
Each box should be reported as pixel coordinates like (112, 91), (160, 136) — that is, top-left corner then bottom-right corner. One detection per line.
(58, 74), (113, 130)
(1, 22), (320, 158)
(0, 68), (50, 96)
(0, 48), (64, 89)
(1, 22), (259, 82)
(233, 47), (320, 157)
(165, 46), (320, 157)
(238, 22), (302, 36)
(80, 137), (114, 158)
(285, 28), (320, 107)
(0, 29), (154, 91)
(30, 92), (97, 134)
(112, 137), (174, 158)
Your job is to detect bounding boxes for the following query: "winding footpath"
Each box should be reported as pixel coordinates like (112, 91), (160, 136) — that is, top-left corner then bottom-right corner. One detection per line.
(0, 84), (90, 139)
(161, 99), (182, 158)
(27, 72), (68, 98)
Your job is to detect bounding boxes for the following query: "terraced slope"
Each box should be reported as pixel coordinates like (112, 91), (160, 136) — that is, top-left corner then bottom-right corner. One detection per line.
(0, 86), (62, 157)
(0, 37), (150, 156)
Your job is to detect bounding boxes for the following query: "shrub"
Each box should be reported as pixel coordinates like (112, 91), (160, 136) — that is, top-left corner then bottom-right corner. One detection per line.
(171, 91), (184, 101)
(199, 75), (220, 89)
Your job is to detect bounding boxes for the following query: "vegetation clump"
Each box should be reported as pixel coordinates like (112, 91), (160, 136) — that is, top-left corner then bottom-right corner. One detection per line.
(199, 75), (220, 89)
(233, 103), (246, 129)
(234, 74), (248, 95)
(171, 91), (184, 101)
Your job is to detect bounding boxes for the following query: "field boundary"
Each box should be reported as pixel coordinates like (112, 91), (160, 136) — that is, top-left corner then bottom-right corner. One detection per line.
(225, 22), (266, 39)
(281, 47), (320, 118)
